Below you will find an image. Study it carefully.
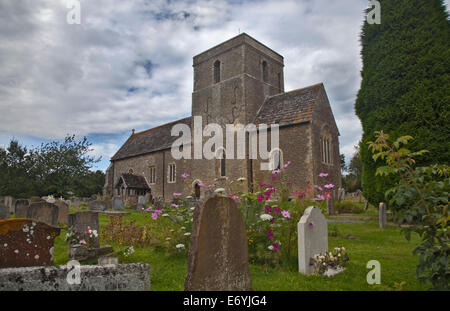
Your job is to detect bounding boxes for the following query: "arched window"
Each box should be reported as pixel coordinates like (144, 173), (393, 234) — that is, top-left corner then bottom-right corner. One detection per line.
(320, 128), (333, 165)
(270, 149), (282, 170)
(262, 61), (268, 83)
(214, 60), (221, 83)
(221, 152), (226, 177)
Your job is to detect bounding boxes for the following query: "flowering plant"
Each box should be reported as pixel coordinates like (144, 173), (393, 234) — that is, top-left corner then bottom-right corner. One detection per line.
(311, 247), (349, 275)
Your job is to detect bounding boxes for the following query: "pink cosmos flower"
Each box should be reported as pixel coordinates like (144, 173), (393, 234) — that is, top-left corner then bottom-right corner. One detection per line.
(272, 176), (278, 181)
(309, 221), (315, 228)
(324, 184), (335, 189)
(284, 161), (292, 168)
(154, 209), (162, 215)
(272, 243), (280, 251)
(181, 173), (190, 179)
(319, 173), (328, 177)
(173, 192), (182, 197)
(257, 195), (265, 202)
(171, 203), (178, 208)
(273, 206), (281, 214)
(198, 183), (205, 187)
(281, 210), (291, 218)
(79, 240), (86, 245)
(265, 206), (272, 214)
(208, 184), (214, 188)
(271, 169), (281, 174)
(145, 206), (153, 212)
(314, 185), (323, 191)
(258, 182), (266, 187)
(151, 213), (158, 220)
(314, 194), (325, 201)
(267, 230), (274, 239)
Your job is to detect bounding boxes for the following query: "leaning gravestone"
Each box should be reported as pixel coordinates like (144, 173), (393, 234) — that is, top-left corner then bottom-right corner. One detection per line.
(298, 206), (328, 275)
(54, 200), (69, 224)
(0, 218), (60, 268)
(185, 195), (252, 291)
(27, 202), (59, 227)
(68, 211), (100, 248)
(379, 202), (387, 228)
(88, 200), (107, 211)
(0, 198), (9, 220)
(14, 199), (30, 218)
(112, 197), (124, 211)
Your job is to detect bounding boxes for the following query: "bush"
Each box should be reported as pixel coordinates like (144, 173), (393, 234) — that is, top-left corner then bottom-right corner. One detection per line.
(335, 201), (364, 214)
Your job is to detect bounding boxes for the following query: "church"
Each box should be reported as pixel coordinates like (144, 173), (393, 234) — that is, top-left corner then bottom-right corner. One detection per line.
(103, 33), (341, 203)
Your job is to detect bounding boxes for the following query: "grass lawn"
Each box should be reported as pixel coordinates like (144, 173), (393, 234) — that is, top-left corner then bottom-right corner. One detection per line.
(52, 207), (430, 291)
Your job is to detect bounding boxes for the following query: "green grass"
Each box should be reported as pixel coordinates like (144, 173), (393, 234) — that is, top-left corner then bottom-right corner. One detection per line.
(53, 207), (430, 291)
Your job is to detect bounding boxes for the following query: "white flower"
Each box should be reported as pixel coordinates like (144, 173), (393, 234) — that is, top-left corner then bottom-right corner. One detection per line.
(181, 227), (186, 230)
(176, 244), (185, 249)
(162, 213), (169, 217)
(268, 245), (274, 251)
(165, 237), (171, 241)
(260, 214), (273, 221)
(186, 195), (193, 199)
(184, 232), (191, 236)
(190, 207), (195, 211)
(214, 188), (226, 193)
(170, 229), (175, 232)
(237, 177), (246, 182)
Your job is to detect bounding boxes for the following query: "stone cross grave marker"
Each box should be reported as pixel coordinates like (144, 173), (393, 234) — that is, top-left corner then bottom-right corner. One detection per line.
(14, 199), (30, 218)
(379, 202), (387, 228)
(112, 197), (124, 211)
(68, 211), (100, 248)
(298, 206), (328, 275)
(185, 195), (252, 291)
(27, 202), (59, 227)
(0, 219), (60, 268)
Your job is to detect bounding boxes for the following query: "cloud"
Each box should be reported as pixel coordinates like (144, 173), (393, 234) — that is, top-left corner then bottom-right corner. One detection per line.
(3, 0), (447, 170)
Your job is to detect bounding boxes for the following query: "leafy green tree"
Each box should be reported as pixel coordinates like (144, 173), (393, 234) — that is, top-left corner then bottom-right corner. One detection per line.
(369, 131), (449, 290)
(355, 0), (450, 206)
(342, 146), (363, 192)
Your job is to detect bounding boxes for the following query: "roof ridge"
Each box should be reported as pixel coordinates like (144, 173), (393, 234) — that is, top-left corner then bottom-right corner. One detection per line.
(132, 116), (191, 137)
(266, 82), (324, 100)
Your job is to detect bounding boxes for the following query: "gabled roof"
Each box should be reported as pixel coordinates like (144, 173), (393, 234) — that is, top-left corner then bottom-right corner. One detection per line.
(117, 173), (150, 190)
(254, 83), (323, 127)
(111, 117), (191, 161)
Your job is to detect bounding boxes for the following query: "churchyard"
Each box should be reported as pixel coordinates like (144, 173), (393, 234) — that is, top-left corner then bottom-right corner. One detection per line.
(0, 169), (439, 291)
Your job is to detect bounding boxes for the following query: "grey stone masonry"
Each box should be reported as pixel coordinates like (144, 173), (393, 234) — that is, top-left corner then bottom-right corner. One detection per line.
(0, 263), (150, 291)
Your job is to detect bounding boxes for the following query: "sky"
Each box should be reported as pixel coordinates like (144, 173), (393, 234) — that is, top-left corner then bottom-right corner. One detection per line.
(1, 0), (449, 171)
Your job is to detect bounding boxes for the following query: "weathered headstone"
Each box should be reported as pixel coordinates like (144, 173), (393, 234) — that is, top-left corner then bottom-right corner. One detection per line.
(327, 191), (335, 215)
(143, 193), (152, 204)
(379, 202), (387, 228)
(0, 198), (9, 220)
(337, 188), (345, 202)
(88, 200), (107, 211)
(4, 196), (15, 214)
(68, 211), (100, 248)
(185, 195), (252, 291)
(54, 200), (69, 224)
(138, 196), (145, 204)
(14, 199), (29, 218)
(364, 200), (369, 211)
(112, 197), (124, 211)
(298, 206), (328, 275)
(0, 219), (60, 268)
(30, 197), (46, 204)
(27, 202), (59, 227)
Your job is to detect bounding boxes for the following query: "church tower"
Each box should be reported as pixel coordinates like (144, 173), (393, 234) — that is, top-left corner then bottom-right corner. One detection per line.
(190, 33), (285, 189)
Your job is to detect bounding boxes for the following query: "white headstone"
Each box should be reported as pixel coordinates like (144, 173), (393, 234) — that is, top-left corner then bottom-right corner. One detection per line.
(298, 206), (328, 275)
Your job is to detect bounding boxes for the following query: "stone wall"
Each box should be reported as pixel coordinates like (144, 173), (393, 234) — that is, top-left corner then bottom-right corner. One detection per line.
(0, 263), (150, 291)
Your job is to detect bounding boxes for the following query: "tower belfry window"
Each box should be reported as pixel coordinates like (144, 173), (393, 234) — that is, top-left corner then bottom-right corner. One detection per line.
(214, 60), (221, 83)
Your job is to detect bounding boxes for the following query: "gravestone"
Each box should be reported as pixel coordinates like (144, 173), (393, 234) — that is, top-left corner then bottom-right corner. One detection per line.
(138, 196), (145, 204)
(298, 206), (328, 275)
(364, 200), (369, 211)
(71, 197), (81, 208)
(68, 211), (100, 248)
(379, 202), (387, 228)
(185, 195), (252, 291)
(14, 199), (30, 218)
(0, 219), (60, 268)
(327, 191), (335, 215)
(88, 200), (107, 211)
(0, 198), (8, 220)
(30, 197), (46, 204)
(143, 193), (152, 204)
(27, 202), (59, 227)
(112, 197), (124, 211)
(4, 196), (15, 214)
(337, 188), (345, 202)
(54, 200), (69, 224)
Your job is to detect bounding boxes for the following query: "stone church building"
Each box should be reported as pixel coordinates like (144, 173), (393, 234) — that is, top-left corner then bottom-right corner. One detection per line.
(104, 33), (341, 203)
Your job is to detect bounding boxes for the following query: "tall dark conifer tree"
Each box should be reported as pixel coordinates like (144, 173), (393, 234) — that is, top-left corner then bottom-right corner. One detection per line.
(355, 0), (450, 205)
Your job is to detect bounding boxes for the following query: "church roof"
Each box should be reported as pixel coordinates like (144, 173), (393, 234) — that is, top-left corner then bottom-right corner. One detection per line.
(254, 83), (323, 127)
(117, 173), (150, 189)
(111, 117), (191, 161)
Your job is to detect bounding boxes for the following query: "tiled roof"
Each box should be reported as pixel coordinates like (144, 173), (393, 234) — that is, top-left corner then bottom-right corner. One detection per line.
(111, 117), (191, 161)
(254, 83), (323, 127)
(118, 173), (150, 189)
